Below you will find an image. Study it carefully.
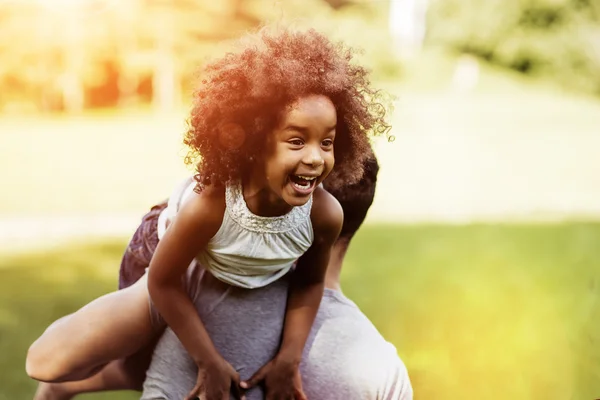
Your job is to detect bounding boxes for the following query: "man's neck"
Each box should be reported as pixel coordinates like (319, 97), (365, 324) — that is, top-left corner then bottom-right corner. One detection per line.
(324, 240), (349, 292)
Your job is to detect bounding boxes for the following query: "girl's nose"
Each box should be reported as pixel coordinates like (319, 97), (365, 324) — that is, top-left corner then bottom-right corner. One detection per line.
(305, 149), (324, 167)
(311, 157), (324, 167)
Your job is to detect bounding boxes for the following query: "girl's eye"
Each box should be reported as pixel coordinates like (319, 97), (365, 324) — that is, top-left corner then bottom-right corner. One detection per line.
(322, 139), (334, 147)
(288, 139), (304, 146)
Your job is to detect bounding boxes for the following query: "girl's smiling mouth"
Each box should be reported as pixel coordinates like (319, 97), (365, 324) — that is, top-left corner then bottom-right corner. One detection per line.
(288, 174), (319, 195)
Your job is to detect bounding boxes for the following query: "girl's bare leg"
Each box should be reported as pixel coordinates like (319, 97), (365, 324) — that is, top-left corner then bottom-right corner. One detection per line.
(26, 274), (159, 383)
(32, 333), (158, 400)
(33, 360), (136, 400)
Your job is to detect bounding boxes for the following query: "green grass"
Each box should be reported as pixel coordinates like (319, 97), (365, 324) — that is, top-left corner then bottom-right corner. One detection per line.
(345, 223), (600, 400)
(0, 239), (137, 400)
(2, 224), (600, 399)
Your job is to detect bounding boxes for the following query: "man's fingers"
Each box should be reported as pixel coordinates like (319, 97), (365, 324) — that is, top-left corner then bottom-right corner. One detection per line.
(240, 364), (268, 390)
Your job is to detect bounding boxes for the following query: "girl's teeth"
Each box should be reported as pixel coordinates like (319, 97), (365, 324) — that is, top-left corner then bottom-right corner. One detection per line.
(290, 175), (316, 192)
(293, 182), (310, 189)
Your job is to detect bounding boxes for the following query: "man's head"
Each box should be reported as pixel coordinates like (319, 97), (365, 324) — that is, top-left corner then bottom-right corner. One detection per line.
(323, 151), (379, 244)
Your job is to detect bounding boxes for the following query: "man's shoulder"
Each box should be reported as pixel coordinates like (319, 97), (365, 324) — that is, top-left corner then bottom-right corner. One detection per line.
(316, 289), (384, 335)
(313, 290), (401, 360)
(301, 290), (413, 399)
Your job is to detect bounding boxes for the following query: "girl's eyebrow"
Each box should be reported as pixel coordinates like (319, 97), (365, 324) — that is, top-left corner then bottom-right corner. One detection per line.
(283, 124), (308, 133)
(283, 124), (337, 133)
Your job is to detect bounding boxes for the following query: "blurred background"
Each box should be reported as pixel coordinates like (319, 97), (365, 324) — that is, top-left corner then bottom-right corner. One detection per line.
(1, 0), (600, 399)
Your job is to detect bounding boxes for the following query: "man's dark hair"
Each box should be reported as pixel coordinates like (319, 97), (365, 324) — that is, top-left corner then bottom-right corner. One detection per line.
(324, 153), (379, 241)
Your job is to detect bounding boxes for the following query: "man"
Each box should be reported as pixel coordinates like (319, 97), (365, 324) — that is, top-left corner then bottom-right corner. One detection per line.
(33, 155), (412, 400)
(142, 155), (412, 400)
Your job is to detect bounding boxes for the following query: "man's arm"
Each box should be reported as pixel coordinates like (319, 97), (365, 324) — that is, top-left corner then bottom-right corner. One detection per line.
(379, 348), (414, 400)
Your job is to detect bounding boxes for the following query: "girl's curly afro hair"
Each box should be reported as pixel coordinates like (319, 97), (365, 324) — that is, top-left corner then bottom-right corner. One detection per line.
(184, 26), (392, 191)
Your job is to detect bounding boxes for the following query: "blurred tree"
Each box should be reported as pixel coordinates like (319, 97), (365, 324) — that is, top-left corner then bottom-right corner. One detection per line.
(389, 0), (430, 60)
(321, 0), (358, 9)
(426, 0), (600, 96)
(0, 0), (391, 113)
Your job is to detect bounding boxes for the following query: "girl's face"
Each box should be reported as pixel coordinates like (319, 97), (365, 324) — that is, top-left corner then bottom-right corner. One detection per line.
(261, 94), (337, 208)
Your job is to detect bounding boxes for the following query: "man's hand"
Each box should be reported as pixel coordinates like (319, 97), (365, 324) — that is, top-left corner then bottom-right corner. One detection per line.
(240, 356), (307, 400)
(185, 356), (243, 400)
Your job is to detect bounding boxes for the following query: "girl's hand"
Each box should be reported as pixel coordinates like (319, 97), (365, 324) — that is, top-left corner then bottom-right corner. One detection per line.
(185, 356), (243, 400)
(240, 356), (307, 400)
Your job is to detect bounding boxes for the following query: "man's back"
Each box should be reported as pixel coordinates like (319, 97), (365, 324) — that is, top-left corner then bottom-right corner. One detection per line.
(141, 268), (412, 400)
(301, 289), (412, 399)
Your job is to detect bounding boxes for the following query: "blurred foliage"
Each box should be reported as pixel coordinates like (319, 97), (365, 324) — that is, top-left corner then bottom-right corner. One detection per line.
(426, 0), (600, 96)
(2, 0), (600, 113)
(0, 0), (400, 114)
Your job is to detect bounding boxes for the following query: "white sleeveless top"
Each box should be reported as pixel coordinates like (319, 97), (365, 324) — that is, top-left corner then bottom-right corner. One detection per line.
(157, 178), (314, 289)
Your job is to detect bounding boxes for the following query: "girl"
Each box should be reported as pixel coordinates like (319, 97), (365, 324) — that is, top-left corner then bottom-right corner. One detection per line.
(26, 26), (391, 400)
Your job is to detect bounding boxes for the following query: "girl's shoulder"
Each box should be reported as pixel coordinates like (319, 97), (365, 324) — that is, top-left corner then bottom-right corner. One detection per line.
(196, 182), (227, 201)
(310, 186), (343, 240)
(157, 182), (228, 250)
(177, 183), (227, 230)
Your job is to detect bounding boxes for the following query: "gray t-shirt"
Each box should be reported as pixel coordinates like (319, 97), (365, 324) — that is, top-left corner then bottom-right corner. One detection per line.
(142, 268), (412, 400)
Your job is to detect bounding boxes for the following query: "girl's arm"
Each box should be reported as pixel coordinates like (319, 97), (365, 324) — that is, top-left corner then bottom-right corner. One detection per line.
(279, 187), (343, 361)
(241, 187), (343, 397)
(147, 185), (241, 399)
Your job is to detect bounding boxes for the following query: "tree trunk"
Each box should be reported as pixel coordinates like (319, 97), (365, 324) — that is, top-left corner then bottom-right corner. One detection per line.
(152, 0), (178, 112)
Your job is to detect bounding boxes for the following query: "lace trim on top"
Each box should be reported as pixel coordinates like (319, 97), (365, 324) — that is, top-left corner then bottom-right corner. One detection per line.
(225, 181), (313, 233)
